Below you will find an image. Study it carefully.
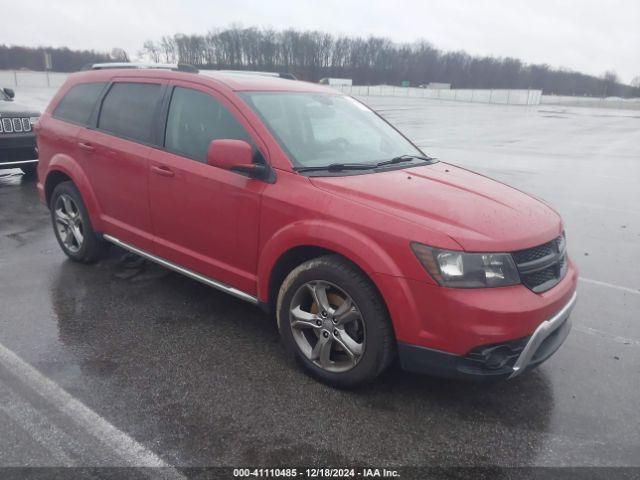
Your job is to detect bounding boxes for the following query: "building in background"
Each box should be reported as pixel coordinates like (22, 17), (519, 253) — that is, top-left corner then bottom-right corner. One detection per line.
(319, 78), (352, 87)
(426, 82), (451, 89)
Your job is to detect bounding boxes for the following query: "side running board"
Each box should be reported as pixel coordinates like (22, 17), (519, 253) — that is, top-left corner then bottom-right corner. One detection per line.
(103, 234), (259, 305)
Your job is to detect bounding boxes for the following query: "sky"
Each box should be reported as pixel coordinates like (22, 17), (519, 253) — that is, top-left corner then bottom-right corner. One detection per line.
(2, 0), (639, 83)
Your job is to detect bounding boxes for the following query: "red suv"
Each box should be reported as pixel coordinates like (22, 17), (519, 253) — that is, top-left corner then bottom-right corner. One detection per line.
(37, 65), (577, 387)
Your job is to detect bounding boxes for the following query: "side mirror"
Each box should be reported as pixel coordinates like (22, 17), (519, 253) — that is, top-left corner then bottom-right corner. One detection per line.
(206, 139), (270, 180)
(3, 88), (15, 99)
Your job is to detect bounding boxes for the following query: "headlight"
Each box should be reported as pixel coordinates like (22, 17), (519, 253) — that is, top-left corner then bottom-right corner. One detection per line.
(411, 242), (520, 288)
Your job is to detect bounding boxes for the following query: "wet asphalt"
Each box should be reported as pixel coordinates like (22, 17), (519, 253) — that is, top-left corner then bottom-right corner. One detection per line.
(0, 98), (639, 470)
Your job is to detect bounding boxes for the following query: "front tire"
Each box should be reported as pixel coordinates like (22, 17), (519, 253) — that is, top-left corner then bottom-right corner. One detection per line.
(277, 255), (395, 387)
(50, 181), (105, 263)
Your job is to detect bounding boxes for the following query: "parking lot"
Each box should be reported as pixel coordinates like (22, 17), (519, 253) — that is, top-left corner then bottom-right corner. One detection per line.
(1, 93), (639, 470)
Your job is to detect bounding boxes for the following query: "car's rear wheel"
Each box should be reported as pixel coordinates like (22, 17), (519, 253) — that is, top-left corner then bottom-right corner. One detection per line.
(50, 181), (105, 263)
(277, 255), (395, 387)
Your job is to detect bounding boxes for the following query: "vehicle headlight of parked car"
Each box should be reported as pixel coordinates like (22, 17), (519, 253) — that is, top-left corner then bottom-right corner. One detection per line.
(411, 242), (521, 288)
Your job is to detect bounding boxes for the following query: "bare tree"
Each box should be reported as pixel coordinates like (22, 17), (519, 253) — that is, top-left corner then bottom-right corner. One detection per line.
(602, 70), (619, 97)
(137, 25), (632, 97)
(141, 40), (161, 63)
(0, 45), (112, 71)
(110, 48), (129, 62)
(2, 25), (639, 98)
(160, 36), (177, 63)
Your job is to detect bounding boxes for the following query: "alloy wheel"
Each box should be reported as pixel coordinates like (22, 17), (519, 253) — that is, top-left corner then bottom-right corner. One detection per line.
(54, 194), (84, 254)
(289, 280), (366, 373)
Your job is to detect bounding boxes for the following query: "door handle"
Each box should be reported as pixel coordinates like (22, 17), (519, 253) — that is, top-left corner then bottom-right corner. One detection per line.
(151, 165), (175, 177)
(77, 142), (94, 153)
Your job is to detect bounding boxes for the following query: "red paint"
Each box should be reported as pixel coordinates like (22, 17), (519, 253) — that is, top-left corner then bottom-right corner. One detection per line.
(37, 69), (577, 358)
(206, 139), (253, 170)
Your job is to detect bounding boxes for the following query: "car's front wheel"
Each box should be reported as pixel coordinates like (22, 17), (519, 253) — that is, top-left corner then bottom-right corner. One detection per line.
(50, 181), (105, 263)
(277, 255), (395, 387)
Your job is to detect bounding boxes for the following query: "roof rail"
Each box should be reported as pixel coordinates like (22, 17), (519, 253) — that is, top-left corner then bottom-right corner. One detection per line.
(87, 62), (199, 73)
(211, 70), (297, 80)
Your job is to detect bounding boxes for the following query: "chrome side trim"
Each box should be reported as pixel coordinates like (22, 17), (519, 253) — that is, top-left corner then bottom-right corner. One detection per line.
(509, 291), (577, 379)
(0, 159), (38, 166)
(103, 234), (259, 305)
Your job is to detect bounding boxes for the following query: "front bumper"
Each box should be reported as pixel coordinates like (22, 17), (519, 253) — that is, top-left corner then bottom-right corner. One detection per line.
(397, 291), (576, 381)
(0, 133), (38, 168)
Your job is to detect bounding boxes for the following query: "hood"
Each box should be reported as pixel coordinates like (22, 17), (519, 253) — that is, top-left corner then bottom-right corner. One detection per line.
(309, 162), (562, 252)
(0, 99), (40, 117)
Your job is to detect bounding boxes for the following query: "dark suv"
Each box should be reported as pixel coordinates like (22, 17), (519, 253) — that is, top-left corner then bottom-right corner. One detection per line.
(0, 87), (40, 176)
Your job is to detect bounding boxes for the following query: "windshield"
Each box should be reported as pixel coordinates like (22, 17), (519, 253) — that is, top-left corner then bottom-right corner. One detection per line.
(240, 92), (423, 168)
(0, 89), (8, 101)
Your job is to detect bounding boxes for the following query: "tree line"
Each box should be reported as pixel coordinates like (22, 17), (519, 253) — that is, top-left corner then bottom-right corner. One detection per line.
(0, 45), (116, 72)
(2, 26), (638, 98)
(140, 26), (639, 97)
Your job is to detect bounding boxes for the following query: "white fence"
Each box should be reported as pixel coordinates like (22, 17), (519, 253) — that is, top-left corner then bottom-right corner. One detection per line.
(336, 84), (542, 105)
(0, 70), (69, 88)
(541, 95), (640, 110)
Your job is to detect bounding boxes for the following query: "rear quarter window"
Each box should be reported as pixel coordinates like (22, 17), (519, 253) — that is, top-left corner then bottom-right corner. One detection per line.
(98, 82), (162, 144)
(53, 82), (106, 125)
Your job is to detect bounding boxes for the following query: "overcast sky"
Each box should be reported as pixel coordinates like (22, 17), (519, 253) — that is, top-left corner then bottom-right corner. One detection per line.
(3, 0), (639, 83)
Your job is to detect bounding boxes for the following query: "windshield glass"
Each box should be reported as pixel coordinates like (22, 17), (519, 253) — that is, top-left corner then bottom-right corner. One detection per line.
(0, 89), (8, 101)
(240, 92), (423, 168)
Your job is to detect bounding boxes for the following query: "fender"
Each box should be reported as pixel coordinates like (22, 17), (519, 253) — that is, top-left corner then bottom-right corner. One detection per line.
(257, 219), (404, 303)
(46, 154), (105, 231)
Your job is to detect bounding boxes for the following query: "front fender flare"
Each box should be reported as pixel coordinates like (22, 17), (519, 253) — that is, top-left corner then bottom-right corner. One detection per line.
(257, 219), (403, 303)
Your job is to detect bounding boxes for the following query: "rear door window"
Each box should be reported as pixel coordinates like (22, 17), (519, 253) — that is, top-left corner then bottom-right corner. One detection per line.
(53, 82), (106, 125)
(98, 82), (162, 144)
(164, 86), (250, 162)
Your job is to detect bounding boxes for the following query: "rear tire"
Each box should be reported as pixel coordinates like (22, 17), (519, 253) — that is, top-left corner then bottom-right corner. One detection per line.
(277, 255), (395, 387)
(50, 181), (105, 263)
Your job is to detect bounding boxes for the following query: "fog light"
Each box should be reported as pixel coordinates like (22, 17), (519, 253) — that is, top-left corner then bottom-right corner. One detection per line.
(485, 346), (512, 370)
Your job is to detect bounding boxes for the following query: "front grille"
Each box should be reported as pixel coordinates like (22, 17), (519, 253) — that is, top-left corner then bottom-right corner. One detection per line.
(524, 264), (558, 286)
(512, 235), (567, 293)
(1, 118), (11, 132)
(0, 117), (32, 134)
(512, 240), (555, 264)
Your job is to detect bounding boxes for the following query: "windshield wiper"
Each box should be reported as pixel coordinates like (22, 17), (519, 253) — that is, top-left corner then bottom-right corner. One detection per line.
(375, 154), (437, 167)
(294, 163), (375, 172)
(294, 155), (437, 173)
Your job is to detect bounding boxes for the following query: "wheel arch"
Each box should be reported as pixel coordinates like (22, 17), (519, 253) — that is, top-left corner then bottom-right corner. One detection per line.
(257, 220), (403, 315)
(44, 155), (103, 230)
(44, 170), (72, 206)
(263, 245), (334, 314)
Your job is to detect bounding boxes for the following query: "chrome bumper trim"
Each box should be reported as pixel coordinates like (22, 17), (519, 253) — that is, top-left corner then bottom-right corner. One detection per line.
(509, 291), (577, 378)
(103, 234), (259, 305)
(0, 159), (39, 166)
